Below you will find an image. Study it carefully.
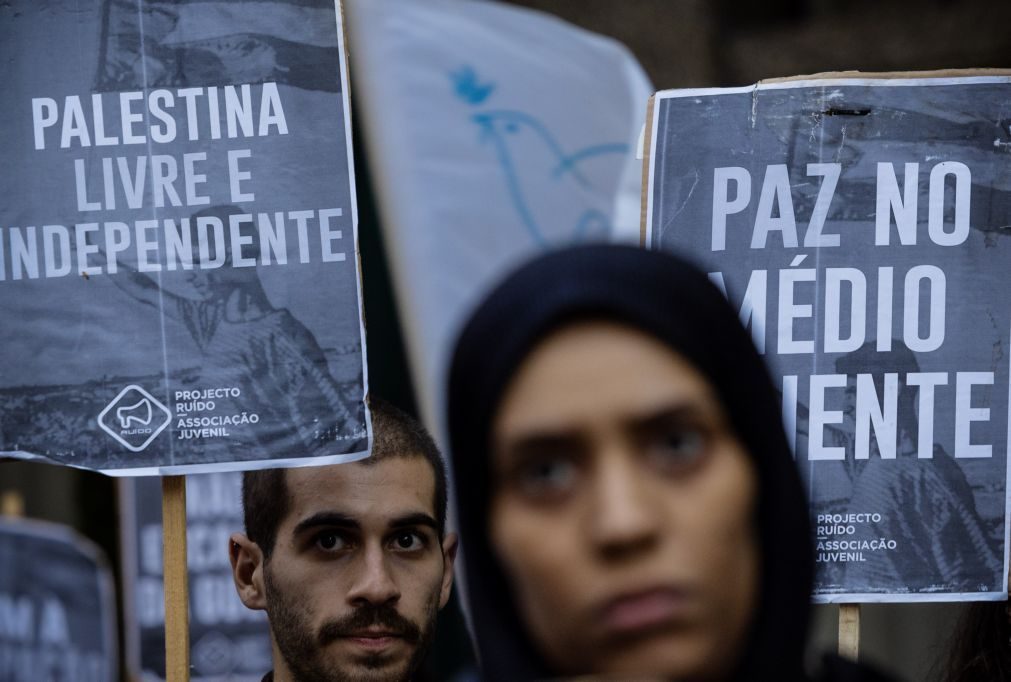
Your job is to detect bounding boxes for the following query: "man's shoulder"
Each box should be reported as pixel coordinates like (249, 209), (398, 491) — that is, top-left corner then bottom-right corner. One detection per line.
(261, 672), (273, 682)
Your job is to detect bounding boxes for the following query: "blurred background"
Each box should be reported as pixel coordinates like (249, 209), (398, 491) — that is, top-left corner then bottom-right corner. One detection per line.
(2, 0), (1009, 679)
(513, 0), (1011, 87)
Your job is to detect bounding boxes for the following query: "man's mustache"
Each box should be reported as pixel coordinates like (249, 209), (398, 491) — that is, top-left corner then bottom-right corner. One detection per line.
(317, 604), (422, 646)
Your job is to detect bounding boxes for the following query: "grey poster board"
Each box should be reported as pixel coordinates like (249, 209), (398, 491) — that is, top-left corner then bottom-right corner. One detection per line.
(645, 75), (1011, 602)
(120, 473), (270, 681)
(0, 0), (371, 475)
(0, 517), (118, 681)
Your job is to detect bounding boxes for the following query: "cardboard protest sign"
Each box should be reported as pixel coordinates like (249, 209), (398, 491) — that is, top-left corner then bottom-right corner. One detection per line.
(0, 0), (370, 475)
(121, 473), (270, 681)
(644, 73), (1011, 601)
(346, 0), (650, 436)
(0, 517), (118, 681)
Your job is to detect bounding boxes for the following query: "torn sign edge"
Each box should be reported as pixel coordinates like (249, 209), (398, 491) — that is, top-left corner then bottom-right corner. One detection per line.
(641, 69), (1011, 249)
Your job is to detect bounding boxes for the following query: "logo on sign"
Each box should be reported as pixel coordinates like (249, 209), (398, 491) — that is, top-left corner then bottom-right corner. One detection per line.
(97, 385), (171, 452)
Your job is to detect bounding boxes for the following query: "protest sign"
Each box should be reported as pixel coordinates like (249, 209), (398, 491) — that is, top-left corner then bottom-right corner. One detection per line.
(0, 0), (370, 475)
(121, 473), (270, 681)
(0, 517), (118, 681)
(346, 0), (651, 437)
(645, 72), (1011, 602)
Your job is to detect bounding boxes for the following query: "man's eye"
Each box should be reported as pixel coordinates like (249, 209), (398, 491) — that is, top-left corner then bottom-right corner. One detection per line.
(390, 532), (424, 551)
(315, 532), (347, 552)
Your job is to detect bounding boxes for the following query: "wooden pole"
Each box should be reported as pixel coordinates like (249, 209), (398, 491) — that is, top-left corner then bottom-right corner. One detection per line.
(0, 490), (25, 518)
(162, 476), (190, 681)
(838, 603), (860, 660)
(639, 94), (656, 248)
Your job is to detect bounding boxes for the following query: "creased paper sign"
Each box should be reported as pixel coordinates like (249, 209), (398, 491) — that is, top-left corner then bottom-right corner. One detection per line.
(645, 73), (1011, 602)
(0, 0), (370, 475)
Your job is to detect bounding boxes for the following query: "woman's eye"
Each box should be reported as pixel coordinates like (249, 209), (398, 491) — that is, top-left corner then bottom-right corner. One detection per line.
(390, 532), (424, 551)
(315, 532), (346, 552)
(649, 429), (706, 470)
(517, 458), (578, 498)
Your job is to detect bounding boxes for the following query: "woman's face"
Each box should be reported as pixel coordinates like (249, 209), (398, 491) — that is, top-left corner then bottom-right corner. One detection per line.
(489, 321), (760, 681)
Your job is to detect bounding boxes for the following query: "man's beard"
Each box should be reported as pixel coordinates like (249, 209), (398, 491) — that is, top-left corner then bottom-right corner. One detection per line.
(264, 568), (439, 682)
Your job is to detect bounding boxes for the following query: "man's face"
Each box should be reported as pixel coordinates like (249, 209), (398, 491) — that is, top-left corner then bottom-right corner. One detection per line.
(253, 458), (455, 682)
(490, 321), (759, 681)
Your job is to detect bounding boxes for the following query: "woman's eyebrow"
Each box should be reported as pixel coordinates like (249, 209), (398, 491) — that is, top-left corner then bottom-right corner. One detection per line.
(630, 403), (716, 431)
(496, 431), (585, 461)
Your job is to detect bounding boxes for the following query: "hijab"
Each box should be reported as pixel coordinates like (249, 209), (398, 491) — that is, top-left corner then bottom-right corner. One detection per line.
(447, 243), (814, 681)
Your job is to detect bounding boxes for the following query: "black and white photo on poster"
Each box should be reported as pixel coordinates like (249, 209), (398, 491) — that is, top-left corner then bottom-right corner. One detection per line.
(645, 75), (1011, 601)
(120, 473), (270, 681)
(0, 517), (118, 681)
(0, 0), (371, 475)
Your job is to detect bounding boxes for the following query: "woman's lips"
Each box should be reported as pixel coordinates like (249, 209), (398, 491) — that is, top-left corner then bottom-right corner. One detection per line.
(598, 587), (693, 636)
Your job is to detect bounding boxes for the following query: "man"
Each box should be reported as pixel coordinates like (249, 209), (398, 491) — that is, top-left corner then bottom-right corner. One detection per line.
(229, 399), (457, 682)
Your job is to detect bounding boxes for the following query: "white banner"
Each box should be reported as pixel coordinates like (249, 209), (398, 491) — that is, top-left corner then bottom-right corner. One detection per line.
(346, 0), (652, 435)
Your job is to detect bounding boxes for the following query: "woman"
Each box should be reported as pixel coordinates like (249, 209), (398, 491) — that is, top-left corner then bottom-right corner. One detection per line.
(938, 601), (1011, 681)
(446, 244), (890, 681)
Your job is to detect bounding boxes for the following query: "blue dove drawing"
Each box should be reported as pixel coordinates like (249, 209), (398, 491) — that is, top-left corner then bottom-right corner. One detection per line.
(471, 109), (630, 247)
(451, 65), (496, 105)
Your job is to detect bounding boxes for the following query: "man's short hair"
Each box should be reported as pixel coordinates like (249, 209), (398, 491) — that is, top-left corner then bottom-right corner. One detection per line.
(242, 398), (448, 558)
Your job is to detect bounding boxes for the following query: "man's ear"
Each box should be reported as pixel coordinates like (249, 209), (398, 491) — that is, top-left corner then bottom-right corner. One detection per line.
(438, 532), (459, 609)
(229, 532), (267, 611)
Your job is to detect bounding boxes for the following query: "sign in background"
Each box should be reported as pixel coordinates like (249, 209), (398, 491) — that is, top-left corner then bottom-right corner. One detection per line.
(0, 517), (118, 681)
(0, 0), (370, 475)
(121, 473), (270, 681)
(347, 0), (651, 442)
(646, 75), (1011, 601)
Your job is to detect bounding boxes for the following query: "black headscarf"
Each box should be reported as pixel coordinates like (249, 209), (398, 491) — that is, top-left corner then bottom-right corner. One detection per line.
(447, 244), (814, 681)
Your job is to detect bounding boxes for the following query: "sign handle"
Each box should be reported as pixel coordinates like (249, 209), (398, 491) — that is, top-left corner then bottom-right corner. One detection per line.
(0, 490), (25, 518)
(162, 475), (190, 681)
(838, 603), (860, 660)
(639, 94), (656, 248)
